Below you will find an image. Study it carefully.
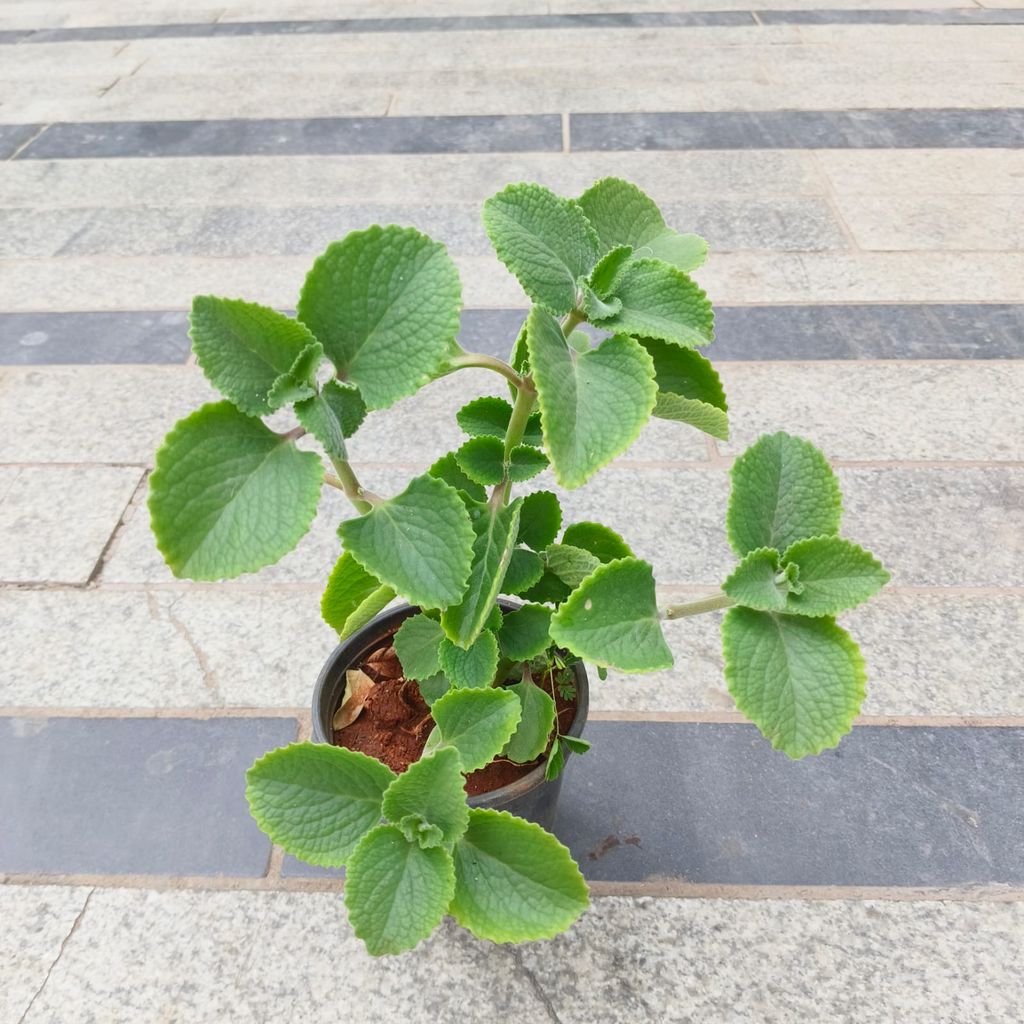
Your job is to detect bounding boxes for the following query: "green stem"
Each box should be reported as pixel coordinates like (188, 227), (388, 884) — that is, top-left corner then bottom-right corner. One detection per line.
(490, 381), (536, 508)
(329, 456), (379, 515)
(562, 308), (585, 335)
(662, 592), (735, 620)
(445, 350), (526, 389)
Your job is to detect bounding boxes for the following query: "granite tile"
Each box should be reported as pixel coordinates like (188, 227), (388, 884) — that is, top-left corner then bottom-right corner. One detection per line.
(16, 114), (563, 160)
(0, 885), (92, 1022)
(560, 721), (1024, 886)
(0, 716), (297, 875)
(818, 150), (1024, 196)
(0, 122), (42, 158)
(762, 6), (1024, 20)
(0, 466), (143, 584)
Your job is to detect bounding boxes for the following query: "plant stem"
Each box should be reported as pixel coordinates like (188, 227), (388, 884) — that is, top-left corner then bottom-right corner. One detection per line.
(661, 592), (735, 620)
(563, 308), (585, 335)
(329, 456), (380, 514)
(490, 380), (537, 508)
(445, 351), (526, 390)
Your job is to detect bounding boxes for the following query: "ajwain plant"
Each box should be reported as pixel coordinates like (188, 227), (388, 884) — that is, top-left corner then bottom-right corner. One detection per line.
(149, 177), (890, 955)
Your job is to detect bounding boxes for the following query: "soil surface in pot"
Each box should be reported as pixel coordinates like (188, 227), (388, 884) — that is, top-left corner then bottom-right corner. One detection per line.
(333, 627), (578, 797)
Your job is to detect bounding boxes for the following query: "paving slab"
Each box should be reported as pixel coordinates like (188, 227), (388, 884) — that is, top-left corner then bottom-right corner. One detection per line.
(0, 715), (297, 875)
(0, 884), (92, 1023)
(817, 149), (1024, 195)
(0, 466), (142, 584)
(0, 123), (42, 158)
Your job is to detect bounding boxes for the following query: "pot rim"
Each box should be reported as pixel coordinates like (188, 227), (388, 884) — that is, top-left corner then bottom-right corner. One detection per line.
(311, 600), (590, 808)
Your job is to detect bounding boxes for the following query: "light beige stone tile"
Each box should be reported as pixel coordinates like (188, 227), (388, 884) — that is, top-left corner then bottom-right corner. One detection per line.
(717, 362), (1024, 462)
(0, 885), (91, 1023)
(836, 195), (1024, 252)
(0, 466), (143, 584)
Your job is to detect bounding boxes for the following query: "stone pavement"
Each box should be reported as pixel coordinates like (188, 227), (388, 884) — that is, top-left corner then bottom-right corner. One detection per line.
(1, 1), (1023, 1021)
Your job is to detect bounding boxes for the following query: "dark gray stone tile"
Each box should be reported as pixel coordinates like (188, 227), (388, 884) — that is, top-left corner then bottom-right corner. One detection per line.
(15, 115), (562, 160)
(0, 124), (43, 159)
(760, 8), (1024, 24)
(559, 722), (1024, 886)
(571, 110), (1024, 151)
(0, 311), (191, 365)
(0, 716), (297, 876)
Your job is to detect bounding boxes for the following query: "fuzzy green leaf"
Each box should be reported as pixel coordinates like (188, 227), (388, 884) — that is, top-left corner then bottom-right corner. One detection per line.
(442, 500), (522, 648)
(517, 491), (562, 551)
(520, 569), (572, 605)
(580, 282), (622, 322)
(722, 607), (866, 758)
(502, 547), (546, 595)
(594, 258), (714, 349)
(723, 548), (797, 613)
(527, 308), (657, 489)
(455, 436), (505, 486)
(393, 613), (445, 681)
(482, 183), (599, 315)
(338, 474), (475, 610)
(450, 809), (589, 942)
(428, 687), (522, 773)
(508, 445), (548, 482)
(339, 585), (396, 640)
(561, 521), (633, 563)
(428, 451), (487, 503)
(149, 401), (323, 581)
(294, 380), (367, 460)
(497, 603), (553, 661)
(728, 432), (842, 557)
(577, 177), (708, 273)
(321, 552), (382, 633)
(545, 543), (601, 588)
(264, 340), (322, 409)
(417, 673), (451, 707)
(382, 747), (469, 847)
(456, 396), (542, 448)
(246, 742), (395, 866)
(640, 337), (729, 441)
(504, 682), (557, 763)
(439, 631), (499, 689)
(189, 296), (322, 416)
(297, 225), (462, 410)
(550, 557), (673, 673)
(781, 537), (890, 617)
(587, 244), (634, 296)
(344, 824), (455, 955)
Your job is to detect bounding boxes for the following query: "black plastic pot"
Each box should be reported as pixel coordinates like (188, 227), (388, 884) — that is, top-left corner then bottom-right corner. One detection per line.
(311, 601), (589, 831)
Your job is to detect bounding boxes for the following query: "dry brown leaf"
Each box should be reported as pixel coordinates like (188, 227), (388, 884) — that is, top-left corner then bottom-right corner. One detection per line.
(332, 669), (376, 730)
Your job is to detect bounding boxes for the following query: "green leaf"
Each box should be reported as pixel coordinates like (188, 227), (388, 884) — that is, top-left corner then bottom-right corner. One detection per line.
(527, 308), (656, 489)
(264, 339), (322, 409)
(321, 552), (382, 632)
(587, 244), (633, 297)
(439, 631), (499, 689)
(517, 490), (562, 551)
(442, 500), (522, 648)
(428, 687), (522, 772)
(545, 543), (602, 588)
(417, 673), (451, 707)
(393, 613), (445, 680)
(502, 547), (546, 595)
(504, 681), (557, 763)
(297, 225), (462, 410)
(723, 548), (796, 613)
(561, 521), (633, 563)
(149, 401), (323, 581)
(339, 585), (396, 641)
(294, 380), (367, 460)
(454, 436), (504, 486)
(577, 177), (707, 272)
(781, 536), (890, 617)
(508, 445), (548, 482)
(550, 557), (673, 673)
(579, 282), (622, 322)
(456, 396), (542, 448)
(544, 738), (565, 781)
(450, 808), (589, 942)
(428, 451), (487, 503)
(246, 742), (395, 866)
(189, 296), (322, 416)
(497, 603), (553, 661)
(382, 747), (469, 847)
(482, 183), (599, 315)
(338, 474), (475, 609)
(594, 259), (714, 349)
(640, 337), (729, 441)
(567, 329), (592, 353)
(561, 735), (591, 755)
(520, 569), (571, 605)
(344, 824), (455, 955)
(722, 607), (866, 758)
(728, 432), (842, 557)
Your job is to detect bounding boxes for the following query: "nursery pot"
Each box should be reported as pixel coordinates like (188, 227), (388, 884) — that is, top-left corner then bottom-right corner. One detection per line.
(311, 601), (589, 831)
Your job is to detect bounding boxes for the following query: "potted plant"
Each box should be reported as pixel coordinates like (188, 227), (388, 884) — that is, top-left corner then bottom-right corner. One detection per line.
(149, 178), (889, 955)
